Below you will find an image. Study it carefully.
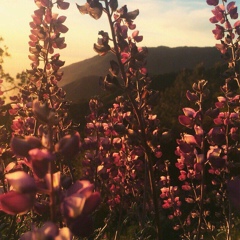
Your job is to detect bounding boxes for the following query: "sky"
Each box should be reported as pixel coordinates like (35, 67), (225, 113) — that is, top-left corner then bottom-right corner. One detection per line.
(0, 0), (227, 78)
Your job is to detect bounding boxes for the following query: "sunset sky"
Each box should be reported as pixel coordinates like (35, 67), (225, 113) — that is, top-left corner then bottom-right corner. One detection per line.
(0, 0), (224, 77)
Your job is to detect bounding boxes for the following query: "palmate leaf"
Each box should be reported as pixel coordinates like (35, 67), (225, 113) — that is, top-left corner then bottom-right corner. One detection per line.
(76, 1), (103, 20)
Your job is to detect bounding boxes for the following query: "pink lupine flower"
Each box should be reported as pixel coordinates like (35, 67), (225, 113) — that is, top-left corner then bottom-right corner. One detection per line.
(162, 198), (172, 209)
(182, 182), (191, 191)
(52, 36), (67, 49)
(112, 138), (122, 149)
(32, 100), (51, 123)
(120, 25), (128, 39)
(61, 180), (101, 237)
(0, 171), (36, 215)
(234, 20), (240, 34)
(10, 135), (42, 158)
(38, 0), (52, 8)
(57, 0), (70, 10)
(212, 24), (225, 40)
(178, 170), (187, 181)
(178, 107), (197, 128)
(121, 51), (130, 64)
(207, 146), (226, 169)
(216, 96), (227, 108)
(183, 134), (198, 146)
(230, 127), (239, 141)
(132, 30), (143, 42)
(174, 209), (182, 216)
(206, 0), (219, 6)
(20, 222), (72, 240)
(207, 126), (226, 145)
(0, 191), (35, 215)
(215, 42), (228, 54)
(28, 148), (55, 179)
(175, 158), (185, 170)
(140, 67), (147, 75)
(6, 171), (36, 193)
(227, 1), (238, 19)
(76, 0), (103, 20)
(31, 12), (43, 25)
(154, 147), (162, 158)
(52, 15), (69, 34)
(185, 197), (194, 204)
(55, 132), (80, 158)
(186, 90), (199, 102)
(210, 5), (225, 24)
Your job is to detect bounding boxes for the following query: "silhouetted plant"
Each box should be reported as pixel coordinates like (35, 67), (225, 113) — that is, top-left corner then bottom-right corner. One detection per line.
(1, 0), (240, 240)
(0, 1), (101, 239)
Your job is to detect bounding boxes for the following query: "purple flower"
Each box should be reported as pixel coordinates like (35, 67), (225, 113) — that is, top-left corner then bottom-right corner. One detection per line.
(0, 171), (36, 215)
(206, 0), (219, 6)
(55, 132), (80, 158)
(57, 0), (70, 10)
(212, 24), (225, 40)
(210, 5), (225, 24)
(29, 148), (55, 179)
(6, 171), (36, 193)
(207, 146), (226, 169)
(61, 180), (101, 237)
(178, 108), (197, 128)
(207, 126), (226, 145)
(0, 191), (35, 215)
(132, 30), (143, 42)
(10, 136), (42, 158)
(20, 222), (72, 240)
(234, 20), (240, 34)
(215, 42), (228, 54)
(227, 2), (238, 19)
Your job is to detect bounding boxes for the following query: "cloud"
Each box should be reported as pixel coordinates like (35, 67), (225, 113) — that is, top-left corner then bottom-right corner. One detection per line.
(126, 0), (216, 47)
(0, 0), (228, 75)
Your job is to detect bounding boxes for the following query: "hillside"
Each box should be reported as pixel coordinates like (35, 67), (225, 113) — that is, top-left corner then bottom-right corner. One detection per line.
(60, 46), (224, 102)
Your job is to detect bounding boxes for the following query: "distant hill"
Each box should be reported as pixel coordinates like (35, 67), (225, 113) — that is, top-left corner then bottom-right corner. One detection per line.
(60, 46), (224, 102)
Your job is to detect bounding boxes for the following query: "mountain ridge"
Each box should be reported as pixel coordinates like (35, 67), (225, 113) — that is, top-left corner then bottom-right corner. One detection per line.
(60, 46), (224, 102)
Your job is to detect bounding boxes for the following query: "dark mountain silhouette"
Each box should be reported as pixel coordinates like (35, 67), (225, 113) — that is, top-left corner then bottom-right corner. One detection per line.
(60, 46), (224, 102)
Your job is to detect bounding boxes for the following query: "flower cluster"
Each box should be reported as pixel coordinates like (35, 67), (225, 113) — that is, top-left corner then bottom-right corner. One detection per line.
(207, 0), (240, 84)
(0, 1), (101, 239)
(2, 0), (240, 239)
(76, 1), (165, 238)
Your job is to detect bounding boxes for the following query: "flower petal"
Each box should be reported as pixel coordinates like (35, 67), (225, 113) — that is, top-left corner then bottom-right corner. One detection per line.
(0, 191), (35, 215)
(6, 171), (36, 193)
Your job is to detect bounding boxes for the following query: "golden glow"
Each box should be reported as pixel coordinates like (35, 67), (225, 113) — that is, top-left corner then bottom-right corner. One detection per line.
(0, 0), (216, 78)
